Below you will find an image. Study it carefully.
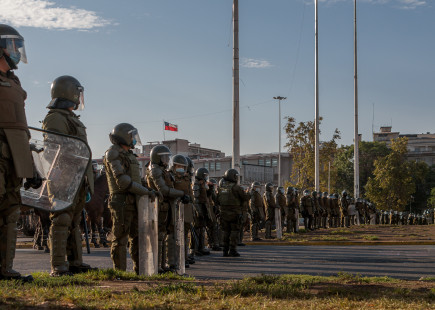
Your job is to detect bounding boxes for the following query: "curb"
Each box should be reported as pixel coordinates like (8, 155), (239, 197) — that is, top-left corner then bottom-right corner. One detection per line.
(246, 241), (435, 246)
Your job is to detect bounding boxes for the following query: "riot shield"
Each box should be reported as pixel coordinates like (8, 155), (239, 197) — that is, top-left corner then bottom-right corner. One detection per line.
(175, 202), (185, 275)
(20, 127), (91, 212)
(138, 196), (158, 276)
(275, 207), (282, 239)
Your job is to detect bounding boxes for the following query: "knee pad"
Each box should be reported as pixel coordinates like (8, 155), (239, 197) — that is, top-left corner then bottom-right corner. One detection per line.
(52, 212), (72, 227)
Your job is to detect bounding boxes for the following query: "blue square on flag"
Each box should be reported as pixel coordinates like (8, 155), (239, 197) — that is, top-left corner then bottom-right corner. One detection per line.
(164, 122), (178, 132)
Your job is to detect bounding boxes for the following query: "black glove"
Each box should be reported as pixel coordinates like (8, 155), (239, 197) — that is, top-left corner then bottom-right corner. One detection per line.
(24, 172), (44, 190)
(181, 194), (190, 204)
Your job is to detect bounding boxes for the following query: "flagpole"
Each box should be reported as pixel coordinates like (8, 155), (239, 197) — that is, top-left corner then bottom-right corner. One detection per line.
(232, 0), (240, 174)
(314, 0), (320, 192)
(354, 0), (360, 198)
(163, 120), (166, 141)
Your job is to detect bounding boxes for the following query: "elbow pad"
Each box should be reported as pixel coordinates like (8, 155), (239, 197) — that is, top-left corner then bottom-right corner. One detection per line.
(129, 181), (150, 196)
(117, 174), (132, 190)
(169, 187), (184, 198)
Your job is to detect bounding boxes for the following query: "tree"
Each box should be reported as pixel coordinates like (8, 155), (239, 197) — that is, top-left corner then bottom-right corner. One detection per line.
(365, 137), (414, 211)
(284, 116), (340, 191)
(334, 141), (390, 196)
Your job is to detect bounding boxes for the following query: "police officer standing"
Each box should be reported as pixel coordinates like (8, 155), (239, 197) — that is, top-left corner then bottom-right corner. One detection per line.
(263, 183), (276, 239)
(217, 169), (250, 257)
(249, 182), (264, 241)
(42, 75), (95, 276)
(104, 123), (157, 273)
(0, 24), (41, 280)
(300, 190), (314, 230)
(285, 187), (297, 233)
(147, 145), (187, 273)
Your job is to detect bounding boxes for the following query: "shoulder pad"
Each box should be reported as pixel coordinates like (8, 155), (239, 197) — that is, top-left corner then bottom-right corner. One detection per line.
(150, 166), (163, 178)
(105, 146), (120, 161)
(42, 111), (68, 132)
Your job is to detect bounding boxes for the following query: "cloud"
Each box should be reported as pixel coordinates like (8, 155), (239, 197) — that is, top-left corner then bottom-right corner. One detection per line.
(241, 58), (273, 69)
(0, 0), (111, 30)
(311, 0), (427, 9)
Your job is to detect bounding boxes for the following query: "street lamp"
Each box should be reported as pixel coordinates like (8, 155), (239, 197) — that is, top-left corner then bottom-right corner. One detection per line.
(273, 96), (286, 187)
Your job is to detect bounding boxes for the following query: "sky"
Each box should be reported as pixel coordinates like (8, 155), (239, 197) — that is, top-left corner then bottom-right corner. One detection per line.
(1, 0), (434, 159)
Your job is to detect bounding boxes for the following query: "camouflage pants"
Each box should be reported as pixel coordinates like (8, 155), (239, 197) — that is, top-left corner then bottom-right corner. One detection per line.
(108, 194), (139, 273)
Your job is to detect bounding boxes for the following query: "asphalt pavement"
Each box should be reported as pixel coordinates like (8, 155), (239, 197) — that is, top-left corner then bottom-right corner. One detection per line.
(13, 245), (435, 280)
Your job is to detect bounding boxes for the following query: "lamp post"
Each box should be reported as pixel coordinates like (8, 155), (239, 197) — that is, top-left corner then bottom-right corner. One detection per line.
(273, 96), (286, 187)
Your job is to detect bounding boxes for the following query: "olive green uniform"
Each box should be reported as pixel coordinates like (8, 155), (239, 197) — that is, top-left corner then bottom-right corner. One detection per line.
(321, 197), (328, 228)
(339, 196), (349, 228)
(263, 191), (275, 238)
(249, 190), (264, 240)
(276, 192), (286, 232)
(300, 195), (313, 230)
(285, 192), (297, 233)
(217, 181), (249, 253)
(147, 164), (183, 271)
(42, 108), (94, 274)
(104, 144), (150, 273)
(173, 173), (193, 263)
(0, 71), (34, 278)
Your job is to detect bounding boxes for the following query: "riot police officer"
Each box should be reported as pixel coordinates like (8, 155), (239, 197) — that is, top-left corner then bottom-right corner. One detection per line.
(42, 75), (95, 276)
(340, 190), (350, 228)
(263, 183), (276, 239)
(104, 123), (157, 273)
(300, 190), (314, 230)
(249, 182), (264, 241)
(0, 24), (41, 281)
(285, 187), (297, 233)
(322, 192), (329, 228)
(217, 169), (250, 256)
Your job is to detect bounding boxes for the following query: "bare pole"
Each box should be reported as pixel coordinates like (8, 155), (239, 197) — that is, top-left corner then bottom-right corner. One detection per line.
(274, 96), (287, 187)
(328, 161), (331, 193)
(232, 0), (240, 173)
(314, 0), (320, 192)
(354, 0), (360, 198)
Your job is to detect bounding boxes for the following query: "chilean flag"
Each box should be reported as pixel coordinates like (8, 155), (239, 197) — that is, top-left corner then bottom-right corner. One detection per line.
(164, 121), (178, 132)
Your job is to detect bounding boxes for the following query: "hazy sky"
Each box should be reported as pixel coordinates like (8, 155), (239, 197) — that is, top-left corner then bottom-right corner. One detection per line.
(1, 0), (433, 158)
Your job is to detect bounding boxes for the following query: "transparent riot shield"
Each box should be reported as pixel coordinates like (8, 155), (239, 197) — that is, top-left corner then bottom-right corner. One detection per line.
(138, 196), (158, 276)
(20, 127), (91, 212)
(175, 202), (185, 275)
(275, 207), (282, 239)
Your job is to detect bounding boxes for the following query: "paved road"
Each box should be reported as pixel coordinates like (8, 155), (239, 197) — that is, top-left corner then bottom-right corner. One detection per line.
(14, 245), (435, 280)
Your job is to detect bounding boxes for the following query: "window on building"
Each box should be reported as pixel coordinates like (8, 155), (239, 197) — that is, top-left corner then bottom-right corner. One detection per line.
(204, 162), (209, 170)
(266, 158), (271, 166)
(272, 158), (278, 167)
(216, 162), (221, 171)
(242, 160), (248, 165)
(258, 159), (264, 166)
(210, 162), (215, 171)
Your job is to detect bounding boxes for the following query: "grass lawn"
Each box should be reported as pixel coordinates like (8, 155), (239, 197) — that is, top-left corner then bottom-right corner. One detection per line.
(0, 270), (434, 309)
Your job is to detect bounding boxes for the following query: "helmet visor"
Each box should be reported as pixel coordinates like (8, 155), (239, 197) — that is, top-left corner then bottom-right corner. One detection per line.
(159, 152), (171, 165)
(76, 86), (85, 111)
(2, 36), (27, 65)
(128, 128), (142, 147)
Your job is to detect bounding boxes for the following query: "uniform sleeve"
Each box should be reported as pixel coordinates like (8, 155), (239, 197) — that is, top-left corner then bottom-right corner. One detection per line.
(150, 167), (183, 198)
(105, 147), (132, 190)
(234, 185), (250, 202)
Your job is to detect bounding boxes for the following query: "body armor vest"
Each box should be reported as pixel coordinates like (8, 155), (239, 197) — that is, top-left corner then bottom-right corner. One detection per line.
(0, 72), (28, 130)
(263, 191), (275, 209)
(105, 145), (141, 194)
(194, 179), (208, 204)
(218, 182), (241, 206)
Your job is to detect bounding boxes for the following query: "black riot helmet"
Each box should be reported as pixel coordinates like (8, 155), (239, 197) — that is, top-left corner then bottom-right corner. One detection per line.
(0, 24), (27, 70)
(286, 187), (294, 195)
(265, 182), (274, 192)
(251, 181), (261, 190)
(223, 168), (239, 183)
(150, 145), (171, 166)
(312, 191), (318, 198)
(109, 123), (142, 149)
(195, 167), (209, 181)
(342, 190), (348, 197)
(303, 189), (310, 197)
(47, 75), (85, 110)
(323, 192), (328, 198)
(169, 154), (188, 174)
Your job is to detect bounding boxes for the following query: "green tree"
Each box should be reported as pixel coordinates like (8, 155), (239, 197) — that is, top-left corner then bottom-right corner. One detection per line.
(284, 116), (340, 191)
(334, 141), (390, 196)
(365, 137), (414, 211)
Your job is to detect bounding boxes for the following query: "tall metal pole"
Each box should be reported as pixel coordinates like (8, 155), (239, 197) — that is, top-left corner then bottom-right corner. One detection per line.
(314, 0), (320, 192)
(328, 161), (331, 193)
(232, 0), (240, 173)
(274, 96), (287, 187)
(354, 0), (360, 198)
